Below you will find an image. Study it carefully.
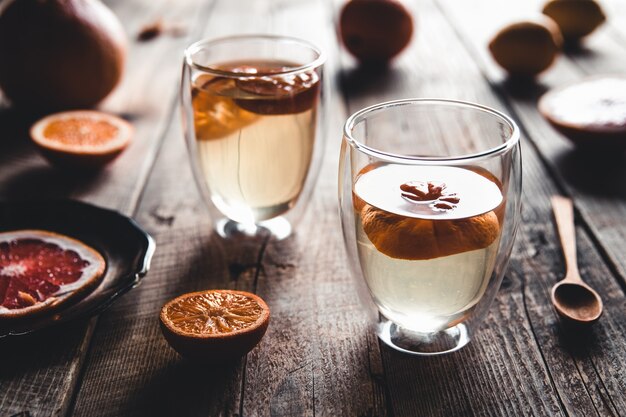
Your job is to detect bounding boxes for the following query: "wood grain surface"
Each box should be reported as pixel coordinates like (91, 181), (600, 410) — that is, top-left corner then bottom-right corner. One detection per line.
(0, 0), (625, 416)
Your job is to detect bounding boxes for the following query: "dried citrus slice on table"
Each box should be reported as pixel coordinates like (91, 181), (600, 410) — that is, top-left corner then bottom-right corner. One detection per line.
(30, 110), (133, 168)
(0, 230), (106, 320)
(160, 289), (270, 362)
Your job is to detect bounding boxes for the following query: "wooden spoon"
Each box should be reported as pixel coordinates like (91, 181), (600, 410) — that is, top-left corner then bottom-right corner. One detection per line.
(550, 196), (603, 323)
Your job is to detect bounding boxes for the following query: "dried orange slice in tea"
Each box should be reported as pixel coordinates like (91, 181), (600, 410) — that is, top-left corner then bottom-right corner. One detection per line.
(354, 164), (503, 260)
(360, 204), (500, 260)
(30, 110), (132, 168)
(0, 230), (106, 320)
(234, 69), (320, 115)
(192, 74), (258, 140)
(160, 289), (270, 362)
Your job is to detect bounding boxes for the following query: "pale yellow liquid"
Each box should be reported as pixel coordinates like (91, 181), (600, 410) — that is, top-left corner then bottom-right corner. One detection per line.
(192, 62), (318, 224)
(354, 165), (503, 332)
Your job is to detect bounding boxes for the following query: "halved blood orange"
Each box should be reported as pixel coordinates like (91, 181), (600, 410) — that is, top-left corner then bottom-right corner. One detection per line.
(160, 289), (270, 362)
(0, 230), (106, 320)
(30, 110), (133, 168)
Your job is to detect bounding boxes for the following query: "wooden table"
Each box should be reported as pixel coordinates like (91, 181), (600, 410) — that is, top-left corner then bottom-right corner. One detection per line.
(2, 0), (625, 415)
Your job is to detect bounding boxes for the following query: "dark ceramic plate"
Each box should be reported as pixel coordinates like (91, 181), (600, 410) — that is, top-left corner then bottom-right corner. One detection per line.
(0, 200), (155, 337)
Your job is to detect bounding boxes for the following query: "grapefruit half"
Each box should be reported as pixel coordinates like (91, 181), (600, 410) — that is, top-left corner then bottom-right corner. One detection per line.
(0, 230), (106, 320)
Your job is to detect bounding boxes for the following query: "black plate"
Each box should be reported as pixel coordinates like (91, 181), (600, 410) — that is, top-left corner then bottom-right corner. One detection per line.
(0, 200), (155, 337)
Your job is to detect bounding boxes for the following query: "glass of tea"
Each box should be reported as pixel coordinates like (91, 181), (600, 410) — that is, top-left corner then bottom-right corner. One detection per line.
(339, 99), (522, 355)
(182, 35), (325, 239)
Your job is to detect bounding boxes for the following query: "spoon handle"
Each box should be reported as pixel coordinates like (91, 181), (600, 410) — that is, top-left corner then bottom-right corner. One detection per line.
(551, 196), (580, 281)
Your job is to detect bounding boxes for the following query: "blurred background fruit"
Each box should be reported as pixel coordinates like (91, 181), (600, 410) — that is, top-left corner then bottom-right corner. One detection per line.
(542, 0), (606, 43)
(339, 0), (414, 64)
(0, 0), (127, 111)
(488, 17), (562, 78)
(539, 76), (626, 150)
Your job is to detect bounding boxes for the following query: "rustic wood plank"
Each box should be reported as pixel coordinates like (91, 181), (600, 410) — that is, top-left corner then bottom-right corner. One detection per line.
(72, 0), (389, 416)
(0, 0), (211, 415)
(336, 0), (626, 415)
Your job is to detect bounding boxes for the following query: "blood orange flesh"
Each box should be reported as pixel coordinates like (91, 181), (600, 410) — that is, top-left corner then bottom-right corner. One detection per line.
(0, 230), (106, 319)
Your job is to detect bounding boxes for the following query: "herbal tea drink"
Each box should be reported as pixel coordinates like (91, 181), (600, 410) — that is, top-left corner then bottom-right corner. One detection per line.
(339, 99), (521, 355)
(191, 61), (319, 224)
(182, 35), (325, 239)
(353, 164), (503, 332)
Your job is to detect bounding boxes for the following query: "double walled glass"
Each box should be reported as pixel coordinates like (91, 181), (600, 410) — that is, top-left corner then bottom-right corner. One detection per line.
(182, 35), (326, 239)
(339, 99), (522, 355)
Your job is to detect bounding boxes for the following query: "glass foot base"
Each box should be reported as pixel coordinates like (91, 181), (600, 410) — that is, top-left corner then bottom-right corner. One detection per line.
(215, 217), (292, 240)
(377, 319), (470, 356)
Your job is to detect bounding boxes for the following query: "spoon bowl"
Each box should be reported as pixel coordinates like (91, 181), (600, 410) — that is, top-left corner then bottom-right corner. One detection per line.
(550, 196), (603, 324)
(551, 281), (603, 323)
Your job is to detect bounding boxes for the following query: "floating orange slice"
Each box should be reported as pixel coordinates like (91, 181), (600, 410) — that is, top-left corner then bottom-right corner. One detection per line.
(354, 164), (503, 260)
(360, 203), (500, 260)
(159, 289), (270, 362)
(192, 75), (258, 140)
(234, 70), (320, 115)
(30, 110), (133, 168)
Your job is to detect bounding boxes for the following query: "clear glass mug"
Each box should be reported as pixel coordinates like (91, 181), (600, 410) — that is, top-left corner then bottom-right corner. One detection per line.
(182, 35), (326, 239)
(339, 99), (522, 355)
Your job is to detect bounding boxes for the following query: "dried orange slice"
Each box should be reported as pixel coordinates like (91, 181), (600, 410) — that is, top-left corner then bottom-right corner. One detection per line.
(0, 229), (106, 320)
(30, 110), (132, 168)
(160, 289), (270, 362)
(360, 203), (500, 260)
(354, 164), (502, 260)
(234, 70), (320, 115)
(192, 75), (258, 140)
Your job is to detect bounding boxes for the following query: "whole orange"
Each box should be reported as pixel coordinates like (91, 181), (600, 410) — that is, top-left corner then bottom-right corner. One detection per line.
(339, 0), (414, 64)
